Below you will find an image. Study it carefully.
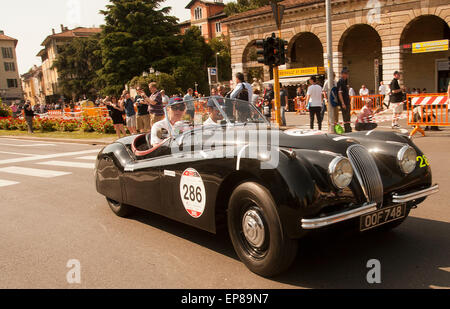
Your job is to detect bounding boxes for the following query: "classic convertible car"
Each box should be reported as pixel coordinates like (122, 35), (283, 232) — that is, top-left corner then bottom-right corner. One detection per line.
(95, 97), (439, 277)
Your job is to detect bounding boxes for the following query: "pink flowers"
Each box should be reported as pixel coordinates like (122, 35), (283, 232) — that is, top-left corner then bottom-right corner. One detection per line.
(0, 116), (114, 134)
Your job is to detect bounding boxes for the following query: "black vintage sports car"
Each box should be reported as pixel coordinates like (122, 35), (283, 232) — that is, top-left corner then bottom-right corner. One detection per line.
(95, 97), (439, 277)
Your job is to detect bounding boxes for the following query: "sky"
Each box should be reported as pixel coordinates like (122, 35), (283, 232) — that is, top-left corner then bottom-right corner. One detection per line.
(0, 0), (233, 75)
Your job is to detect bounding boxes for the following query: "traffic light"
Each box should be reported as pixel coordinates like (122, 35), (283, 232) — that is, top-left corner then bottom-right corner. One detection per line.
(255, 39), (267, 65)
(255, 34), (288, 67)
(266, 33), (277, 67)
(278, 39), (288, 66)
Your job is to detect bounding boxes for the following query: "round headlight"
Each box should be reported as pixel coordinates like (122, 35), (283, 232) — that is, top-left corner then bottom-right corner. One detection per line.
(328, 157), (354, 189)
(397, 146), (417, 174)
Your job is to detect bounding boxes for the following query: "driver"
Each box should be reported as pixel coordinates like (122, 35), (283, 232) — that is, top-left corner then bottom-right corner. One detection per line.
(151, 99), (187, 146)
(203, 98), (224, 127)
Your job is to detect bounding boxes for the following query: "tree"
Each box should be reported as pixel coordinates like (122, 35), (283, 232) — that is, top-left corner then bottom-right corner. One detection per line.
(53, 36), (103, 101)
(224, 0), (273, 16)
(151, 27), (214, 95)
(209, 35), (232, 83)
(130, 73), (179, 96)
(98, 0), (179, 95)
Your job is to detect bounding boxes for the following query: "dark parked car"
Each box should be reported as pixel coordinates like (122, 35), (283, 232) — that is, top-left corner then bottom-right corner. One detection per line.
(95, 97), (439, 277)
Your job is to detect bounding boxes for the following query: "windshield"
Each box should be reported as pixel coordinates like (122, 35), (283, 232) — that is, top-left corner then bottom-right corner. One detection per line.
(164, 96), (269, 137)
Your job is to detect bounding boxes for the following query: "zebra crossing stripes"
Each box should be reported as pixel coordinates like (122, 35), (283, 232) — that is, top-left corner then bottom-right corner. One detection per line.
(0, 166), (71, 178)
(37, 161), (95, 169)
(0, 179), (19, 187)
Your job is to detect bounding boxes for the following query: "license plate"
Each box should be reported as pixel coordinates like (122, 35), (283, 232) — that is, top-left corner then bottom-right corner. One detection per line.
(360, 204), (406, 231)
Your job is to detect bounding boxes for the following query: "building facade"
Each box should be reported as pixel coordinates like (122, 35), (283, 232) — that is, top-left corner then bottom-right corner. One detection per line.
(179, 0), (229, 42)
(21, 65), (45, 106)
(0, 30), (23, 105)
(224, 0), (450, 93)
(37, 25), (101, 103)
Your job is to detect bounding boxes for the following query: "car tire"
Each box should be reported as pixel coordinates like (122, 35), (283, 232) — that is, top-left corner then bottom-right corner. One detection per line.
(106, 198), (134, 218)
(227, 182), (298, 277)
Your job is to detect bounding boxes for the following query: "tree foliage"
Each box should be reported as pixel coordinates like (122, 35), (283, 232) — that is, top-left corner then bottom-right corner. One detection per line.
(98, 0), (179, 95)
(208, 35), (232, 83)
(53, 36), (103, 101)
(224, 0), (274, 16)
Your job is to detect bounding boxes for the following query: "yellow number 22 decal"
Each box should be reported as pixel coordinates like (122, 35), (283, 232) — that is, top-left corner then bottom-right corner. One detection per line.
(416, 155), (430, 168)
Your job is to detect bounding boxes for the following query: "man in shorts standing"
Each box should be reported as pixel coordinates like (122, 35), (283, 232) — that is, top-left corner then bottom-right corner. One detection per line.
(141, 82), (165, 130)
(390, 71), (404, 129)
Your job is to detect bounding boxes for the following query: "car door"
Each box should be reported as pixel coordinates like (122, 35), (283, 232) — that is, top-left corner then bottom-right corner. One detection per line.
(159, 129), (234, 233)
(121, 146), (172, 217)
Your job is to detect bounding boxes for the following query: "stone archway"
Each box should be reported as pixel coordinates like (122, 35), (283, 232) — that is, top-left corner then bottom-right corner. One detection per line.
(288, 32), (324, 69)
(241, 40), (264, 82)
(400, 15), (450, 93)
(339, 24), (382, 94)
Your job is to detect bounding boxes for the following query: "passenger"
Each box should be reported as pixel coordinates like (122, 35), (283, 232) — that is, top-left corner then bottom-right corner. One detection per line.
(151, 99), (187, 146)
(203, 98), (224, 126)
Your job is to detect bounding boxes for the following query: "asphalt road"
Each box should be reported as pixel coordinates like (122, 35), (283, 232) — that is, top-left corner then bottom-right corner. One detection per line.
(0, 130), (448, 289)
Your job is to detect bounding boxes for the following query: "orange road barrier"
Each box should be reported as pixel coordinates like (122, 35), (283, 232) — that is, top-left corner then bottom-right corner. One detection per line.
(350, 95), (384, 116)
(407, 93), (449, 137)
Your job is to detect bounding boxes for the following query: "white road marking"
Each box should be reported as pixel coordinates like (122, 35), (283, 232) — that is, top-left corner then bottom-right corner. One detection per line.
(76, 156), (97, 161)
(0, 166), (71, 178)
(0, 151), (37, 157)
(0, 179), (19, 187)
(37, 161), (95, 169)
(0, 138), (101, 146)
(0, 149), (101, 165)
(0, 143), (55, 147)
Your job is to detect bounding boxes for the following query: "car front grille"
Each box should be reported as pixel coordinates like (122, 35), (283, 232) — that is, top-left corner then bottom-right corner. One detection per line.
(347, 144), (384, 206)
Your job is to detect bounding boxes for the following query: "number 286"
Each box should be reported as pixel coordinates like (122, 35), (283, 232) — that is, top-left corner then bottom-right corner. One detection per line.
(416, 155), (429, 168)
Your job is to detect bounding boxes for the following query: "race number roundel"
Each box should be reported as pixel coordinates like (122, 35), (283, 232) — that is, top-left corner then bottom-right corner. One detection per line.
(180, 168), (206, 218)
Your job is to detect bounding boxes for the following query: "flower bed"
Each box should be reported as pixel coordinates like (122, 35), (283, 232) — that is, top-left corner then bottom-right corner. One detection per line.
(0, 116), (115, 134)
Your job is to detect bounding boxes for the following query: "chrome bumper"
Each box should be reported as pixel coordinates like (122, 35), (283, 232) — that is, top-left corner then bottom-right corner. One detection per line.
(301, 185), (439, 230)
(392, 184), (439, 203)
(301, 202), (377, 230)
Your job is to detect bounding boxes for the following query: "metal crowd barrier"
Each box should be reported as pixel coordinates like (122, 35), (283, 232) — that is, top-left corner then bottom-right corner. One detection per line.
(407, 93), (449, 137)
(350, 95), (384, 116)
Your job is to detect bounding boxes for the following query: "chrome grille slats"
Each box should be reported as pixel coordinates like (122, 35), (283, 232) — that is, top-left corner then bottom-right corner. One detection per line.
(346, 144), (384, 205)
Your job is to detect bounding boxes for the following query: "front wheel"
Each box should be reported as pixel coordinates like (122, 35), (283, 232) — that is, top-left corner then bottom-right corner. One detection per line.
(106, 198), (134, 218)
(227, 182), (298, 277)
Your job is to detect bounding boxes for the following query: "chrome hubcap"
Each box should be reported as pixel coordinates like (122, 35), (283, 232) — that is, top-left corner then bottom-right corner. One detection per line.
(242, 210), (265, 248)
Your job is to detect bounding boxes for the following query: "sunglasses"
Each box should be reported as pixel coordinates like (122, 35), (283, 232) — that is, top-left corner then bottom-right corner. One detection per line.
(171, 104), (186, 111)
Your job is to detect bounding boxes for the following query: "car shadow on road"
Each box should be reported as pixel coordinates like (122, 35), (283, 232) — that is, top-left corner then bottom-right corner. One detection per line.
(128, 208), (239, 260)
(127, 209), (449, 288)
(274, 217), (450, 289)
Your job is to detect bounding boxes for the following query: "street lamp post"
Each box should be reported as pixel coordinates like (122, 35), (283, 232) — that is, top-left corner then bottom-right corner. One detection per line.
(216, 52), (220, 83)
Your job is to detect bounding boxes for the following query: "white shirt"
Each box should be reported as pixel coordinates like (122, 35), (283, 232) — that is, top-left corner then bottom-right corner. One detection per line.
(151, 119), (190, 145)
(306, 84), (323, 107)
(379, 84), (387, 95)
(151, 118), (170, 146)
(230, 82), (253, 103)
(349, 88), (356, 97)
(203, 117), (219, 126)
(359, 88), (369, 96)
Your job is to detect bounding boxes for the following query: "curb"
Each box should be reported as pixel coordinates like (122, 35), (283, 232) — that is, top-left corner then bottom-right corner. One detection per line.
(0, 135), (115, 145)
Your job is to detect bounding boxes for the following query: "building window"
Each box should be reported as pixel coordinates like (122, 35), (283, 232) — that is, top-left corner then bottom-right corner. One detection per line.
(194, 7), (202, 20)
(2, 47), (13, 59)
(216, 22), (222, 33)
(4, 62), (15, 72)
(7, 79), (18, 88)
